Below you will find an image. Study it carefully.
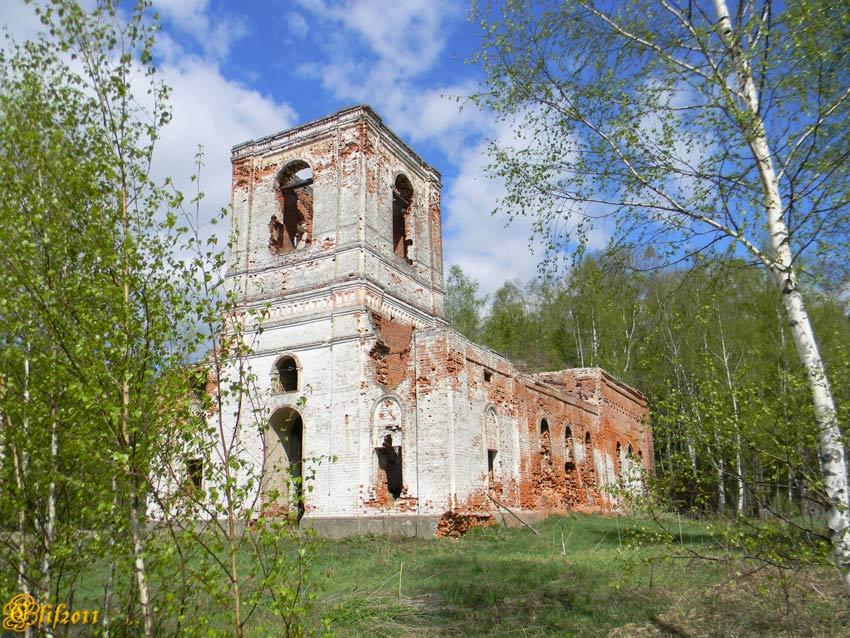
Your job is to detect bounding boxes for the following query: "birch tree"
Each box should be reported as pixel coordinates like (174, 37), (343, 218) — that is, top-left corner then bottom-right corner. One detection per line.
(472, 0), (850, 595)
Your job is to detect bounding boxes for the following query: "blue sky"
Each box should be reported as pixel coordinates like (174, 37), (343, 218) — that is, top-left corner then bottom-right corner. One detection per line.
(1, 0), (544, 295)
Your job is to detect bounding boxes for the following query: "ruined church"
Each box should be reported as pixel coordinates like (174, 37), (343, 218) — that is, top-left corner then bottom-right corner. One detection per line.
(223, 105), (653, 537)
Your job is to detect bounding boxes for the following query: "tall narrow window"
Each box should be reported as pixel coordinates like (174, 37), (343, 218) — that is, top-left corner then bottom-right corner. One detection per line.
(376, 433), (403, 499)
(276, 356), (298, 392)
(616, 441), (623, 480)
(564, 426), (575, 472)
(540, 419), (550, 450)
(392, 174), (413, 261)
(187, 458), (203, 491)
(486, 408), (499, 485)
(270, 161), (313, 253)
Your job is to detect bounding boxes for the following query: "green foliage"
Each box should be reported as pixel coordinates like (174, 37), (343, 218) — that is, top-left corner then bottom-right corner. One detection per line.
(445, 265), (487, 342)
(469, 0), (850, 279)
(0, 1), (324, 636)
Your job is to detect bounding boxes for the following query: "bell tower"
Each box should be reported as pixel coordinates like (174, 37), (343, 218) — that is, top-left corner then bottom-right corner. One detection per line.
(227, 105), (445, 324)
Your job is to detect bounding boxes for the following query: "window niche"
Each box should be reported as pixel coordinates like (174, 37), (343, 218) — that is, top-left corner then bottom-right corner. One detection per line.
(584, 432), (594, 469)
(487, 450), (498, 484)
(540, 418), (550, 450)
(392, 174), (413, 262)
(376, 434), (403, 499)
(485, 408), (499, 485)
(616, 441), (623, 481)
(373, 397), (404, 501)
(186, 458), (203, 491)
(564, 426), (576, 472)
(274, 355), (298, 393)
(269, 161), (313, 253)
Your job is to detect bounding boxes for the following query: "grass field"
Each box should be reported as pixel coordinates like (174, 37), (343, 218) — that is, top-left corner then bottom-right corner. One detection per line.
(63, 513), (848, 636)
(304, 513), (847, 637)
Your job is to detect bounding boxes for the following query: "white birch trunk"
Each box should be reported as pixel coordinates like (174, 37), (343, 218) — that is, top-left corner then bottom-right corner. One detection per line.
(714, 0), (850, 596)
(718, 317), (746, 513)
(735, 432), (745, 514)
(102, 476), (118, 638)
(21, 352), (32, 638)
(714, 431), (727, 512)
(39, 408), (58, 637)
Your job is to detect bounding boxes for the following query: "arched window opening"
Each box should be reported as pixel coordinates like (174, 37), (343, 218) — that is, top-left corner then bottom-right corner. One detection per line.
(376, 433), (403, 499)
(616, 441), (624, 481)
(186, 458), (203, 491)
(276, 356), (298, 392)
(266, 407), (305, 520)
(486, 408), (499, 485)
(484, 369), (493, 382)
(392, 174), (413, 262)
(270, 161), (313, 253)
(564, 426), (575, 472)
(539, 418), (552, 468)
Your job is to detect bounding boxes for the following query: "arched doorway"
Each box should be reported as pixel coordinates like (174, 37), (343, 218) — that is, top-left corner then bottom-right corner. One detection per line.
(265, 407), (304, 520)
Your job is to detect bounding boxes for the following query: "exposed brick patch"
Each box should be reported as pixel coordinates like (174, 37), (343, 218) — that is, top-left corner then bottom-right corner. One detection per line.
(532, 429), (566, 508)
(435, 511), (494, 538)
(232, 158), (251, 190)
(369, 312), (414, 389)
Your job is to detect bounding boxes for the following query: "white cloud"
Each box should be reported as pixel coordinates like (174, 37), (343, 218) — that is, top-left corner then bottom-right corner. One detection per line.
(154, 56), (297, 229)
(442, 121), (541, 294)
(286, 11), (309, 39)
(298, 0), (461, 74)
(0, 0), (44, 43)
(152, 0), (248, 61)
(292, 1), (539, 292)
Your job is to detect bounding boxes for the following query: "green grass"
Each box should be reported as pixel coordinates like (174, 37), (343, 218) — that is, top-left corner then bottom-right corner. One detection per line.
(306, 514), (848, 637)
(63, 513), (849, 636)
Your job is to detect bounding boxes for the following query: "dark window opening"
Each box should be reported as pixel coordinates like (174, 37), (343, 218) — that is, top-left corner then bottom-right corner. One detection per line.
(289, 418), (304, 521)
(564, 426), (575, 471)
(267, 409), (305, 521)
(376, 434), (403, 499)
(484, 369), (493, 382)
(276, 356), (298, 392)
(270, 161), (313, 253)
(540, 418), (550, 452)
(187, 458), (203, 491)
(487, 449), (497, 483)
(392, 175), (413, 262)
(584, 432), (592, 462)
(616, 441), (623, 474)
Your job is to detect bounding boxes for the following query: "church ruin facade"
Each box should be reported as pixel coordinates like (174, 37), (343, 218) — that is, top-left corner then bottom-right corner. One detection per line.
(223, 106), (653, 537)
